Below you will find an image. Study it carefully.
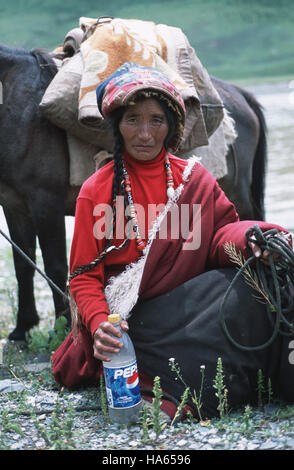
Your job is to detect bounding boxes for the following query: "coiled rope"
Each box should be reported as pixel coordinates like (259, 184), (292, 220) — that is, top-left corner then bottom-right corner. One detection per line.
(219, 224), (294, 351)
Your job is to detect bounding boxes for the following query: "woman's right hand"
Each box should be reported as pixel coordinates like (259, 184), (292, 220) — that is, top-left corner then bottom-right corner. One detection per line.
(93, 320), (129, 362)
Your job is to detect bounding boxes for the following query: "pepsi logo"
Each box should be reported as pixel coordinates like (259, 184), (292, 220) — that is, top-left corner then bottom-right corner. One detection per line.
(126, 371), (139, 389)
(114, 363), (137, 379)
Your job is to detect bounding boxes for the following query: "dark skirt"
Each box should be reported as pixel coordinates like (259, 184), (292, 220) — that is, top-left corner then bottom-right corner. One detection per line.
(128, 268), (294, 419)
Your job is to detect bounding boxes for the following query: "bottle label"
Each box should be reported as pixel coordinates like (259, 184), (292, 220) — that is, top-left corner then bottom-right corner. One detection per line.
(103, 360), (141, 409)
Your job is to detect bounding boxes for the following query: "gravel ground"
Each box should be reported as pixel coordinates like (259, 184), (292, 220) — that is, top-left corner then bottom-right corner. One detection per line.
(1, 353), (294, 452)
(1, 358), (294, 452)
(1, 241), (294, 453)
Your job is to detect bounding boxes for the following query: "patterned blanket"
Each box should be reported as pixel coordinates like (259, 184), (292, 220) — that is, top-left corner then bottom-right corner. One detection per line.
(41, 17), (235, 185)
(77, 17), (223, 150)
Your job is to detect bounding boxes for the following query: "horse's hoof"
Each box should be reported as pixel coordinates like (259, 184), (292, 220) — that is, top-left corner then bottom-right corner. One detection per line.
(8, 319), (39, 342)
(8, 328), (29, 342)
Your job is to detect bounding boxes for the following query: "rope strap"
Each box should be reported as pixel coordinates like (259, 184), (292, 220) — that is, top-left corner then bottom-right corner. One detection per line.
(219, 225), (294, 351)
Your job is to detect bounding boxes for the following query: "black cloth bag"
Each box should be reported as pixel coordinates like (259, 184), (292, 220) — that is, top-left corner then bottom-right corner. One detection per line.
(128, 268), (294, 419)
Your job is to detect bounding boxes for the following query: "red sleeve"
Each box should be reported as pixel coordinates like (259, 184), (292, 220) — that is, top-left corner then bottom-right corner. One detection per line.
(208, 181), (290, 268)
(69, 196), (110, 336)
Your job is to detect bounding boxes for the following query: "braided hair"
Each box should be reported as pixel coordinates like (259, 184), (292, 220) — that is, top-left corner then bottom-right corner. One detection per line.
(68, 92), (178, 283)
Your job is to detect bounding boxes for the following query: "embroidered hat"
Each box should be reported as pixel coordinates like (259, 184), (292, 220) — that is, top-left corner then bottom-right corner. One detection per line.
(96, 62), (186, 151)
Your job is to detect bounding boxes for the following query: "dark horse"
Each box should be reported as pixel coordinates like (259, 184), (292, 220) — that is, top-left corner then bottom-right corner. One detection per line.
(0, 45), (267, 341)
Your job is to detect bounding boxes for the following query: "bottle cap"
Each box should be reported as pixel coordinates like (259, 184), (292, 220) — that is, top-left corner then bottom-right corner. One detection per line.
(108, 314), (120, 323)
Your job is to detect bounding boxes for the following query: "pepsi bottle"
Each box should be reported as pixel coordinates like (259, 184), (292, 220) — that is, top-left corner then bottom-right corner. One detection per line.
(102, 313), (142, 424)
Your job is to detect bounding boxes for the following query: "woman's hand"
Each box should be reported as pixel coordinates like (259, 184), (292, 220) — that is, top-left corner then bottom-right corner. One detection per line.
(93, 320), (129, 362)
(248, 235), (280, 265)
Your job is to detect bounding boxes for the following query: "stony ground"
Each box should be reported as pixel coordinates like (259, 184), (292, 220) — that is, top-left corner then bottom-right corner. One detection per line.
(1, 348), (294, 452)
(1, 351), (294, 452)
(1, 244), (294, 452)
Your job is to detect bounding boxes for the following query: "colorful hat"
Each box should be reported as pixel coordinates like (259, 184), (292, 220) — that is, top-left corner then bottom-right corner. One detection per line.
(96, 62), (186, 151)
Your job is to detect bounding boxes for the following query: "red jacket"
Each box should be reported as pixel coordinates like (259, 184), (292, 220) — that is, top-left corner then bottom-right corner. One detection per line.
(69, 150), (287, 336)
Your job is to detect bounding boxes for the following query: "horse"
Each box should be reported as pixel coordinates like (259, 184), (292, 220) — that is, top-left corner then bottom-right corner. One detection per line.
(0, 44), (267, 341)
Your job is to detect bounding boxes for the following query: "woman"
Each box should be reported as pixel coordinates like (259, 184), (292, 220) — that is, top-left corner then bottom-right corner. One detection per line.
(53, 63), (294, 420)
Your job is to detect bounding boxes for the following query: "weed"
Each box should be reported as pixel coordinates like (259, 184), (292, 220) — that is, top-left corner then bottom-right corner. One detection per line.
(169, 358), (208, 423)
(240, 405), (254, 437)
(150, 376), (167, 438)
(48, 316), (70, 352)
(192, 365), (206, 422)
(140, 404), (151, 443)
(31, 398), (80, 450)
(257, 369), (265, 408)
(27, 315), (69, 354)
(169, 358), (189, 389)
(171, 386), (190, 426)
(99, 375), (109, 421)
(267, 377), (273, 405)
(1, 408), (24, 437)
(213, 357), (228, 419)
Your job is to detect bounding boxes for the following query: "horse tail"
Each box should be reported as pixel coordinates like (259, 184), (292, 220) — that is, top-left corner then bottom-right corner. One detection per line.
(237, 87), (267, 220)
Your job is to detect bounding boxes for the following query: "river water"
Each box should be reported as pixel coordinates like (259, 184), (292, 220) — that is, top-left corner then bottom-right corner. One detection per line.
(246, 81), (294, 232)
(0, 81), (293, 250)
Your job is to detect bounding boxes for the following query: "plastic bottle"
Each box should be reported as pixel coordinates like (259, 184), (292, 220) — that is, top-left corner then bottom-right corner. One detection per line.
(102, 313), (142, 424)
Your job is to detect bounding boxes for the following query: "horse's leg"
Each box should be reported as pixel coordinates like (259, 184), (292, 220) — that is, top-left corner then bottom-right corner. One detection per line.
(29, 189), (71, 326)
(4, 206), (39, 341)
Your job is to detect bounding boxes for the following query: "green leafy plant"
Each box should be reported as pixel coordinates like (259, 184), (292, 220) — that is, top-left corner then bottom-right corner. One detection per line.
(140, 404), (151, 443)
(169, 358), (207, 423)
(99, 375), (109, 421)
(240, 405), (255, 438)
(151, 376), (167, 438)
(192, 365), (206, 422)
(267, 377), (273, 405)
(213, 357), (228, 419)
(257, 369), (265, 408)
(171, 386), (190, 426)
(48, 315), (69, 352)
(31, 398), (78, 450)
(26, 329), (50, 354)
(27, 315), (69, 354)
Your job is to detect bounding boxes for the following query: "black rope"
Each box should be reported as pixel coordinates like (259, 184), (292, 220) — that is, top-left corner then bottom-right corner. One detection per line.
(0, 228), (69, 303)
(219, 224), (294, 351)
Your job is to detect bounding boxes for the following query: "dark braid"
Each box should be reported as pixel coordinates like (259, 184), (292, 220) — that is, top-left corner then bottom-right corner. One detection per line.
(110, 108), (125, 205)
(69, 109), (128, 283)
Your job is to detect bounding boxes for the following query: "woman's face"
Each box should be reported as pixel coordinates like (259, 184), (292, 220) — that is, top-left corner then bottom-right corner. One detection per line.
(119, 98), (169, 161)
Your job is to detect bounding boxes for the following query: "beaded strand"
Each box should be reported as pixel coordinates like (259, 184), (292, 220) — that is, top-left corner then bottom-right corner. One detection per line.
(122, 166), (147, 251)
(165, 153), (175, 199)
(121, 152), (175, 252)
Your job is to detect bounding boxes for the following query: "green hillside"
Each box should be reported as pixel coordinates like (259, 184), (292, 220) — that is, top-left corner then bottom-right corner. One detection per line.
(1, 0), (294, 81)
